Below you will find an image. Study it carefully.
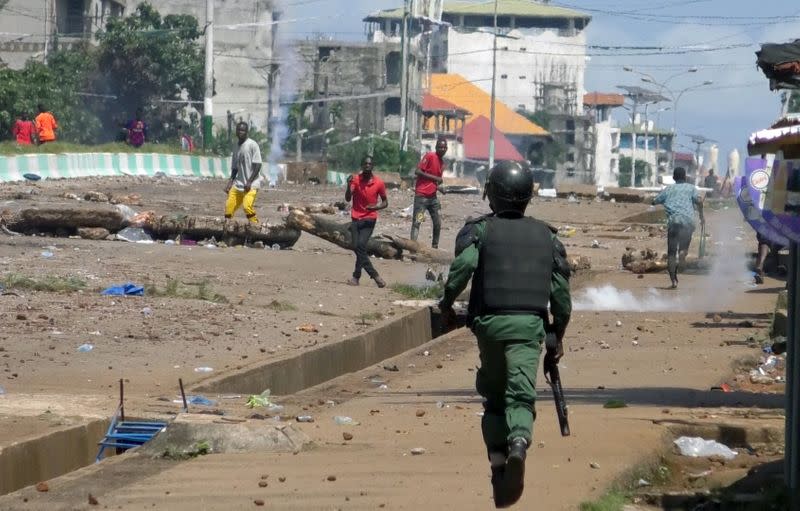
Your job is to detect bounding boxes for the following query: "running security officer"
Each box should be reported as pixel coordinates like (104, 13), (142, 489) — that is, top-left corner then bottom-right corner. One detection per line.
(225, 122), (263, 224)
(410, 137), (447, 248)
(439, 161), (572, 508)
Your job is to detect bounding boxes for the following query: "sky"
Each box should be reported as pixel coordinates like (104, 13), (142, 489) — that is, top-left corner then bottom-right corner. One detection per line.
(280, 0), (800, 169)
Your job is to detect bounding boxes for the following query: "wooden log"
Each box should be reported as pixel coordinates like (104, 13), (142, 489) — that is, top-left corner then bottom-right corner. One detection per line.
(145, 215), (301, 248)
(3, 205), (126, 234)
(285, 210), (452, 264)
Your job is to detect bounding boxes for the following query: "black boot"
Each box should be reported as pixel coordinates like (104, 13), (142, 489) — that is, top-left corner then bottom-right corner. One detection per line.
(491, 465), (508, 508)
(501, 438), (527, 508)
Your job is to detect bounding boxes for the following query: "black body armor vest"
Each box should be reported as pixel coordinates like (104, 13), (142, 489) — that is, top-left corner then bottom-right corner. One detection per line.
(468, 216), (554, 322)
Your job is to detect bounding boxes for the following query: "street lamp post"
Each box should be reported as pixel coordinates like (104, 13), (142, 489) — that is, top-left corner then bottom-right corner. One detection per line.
(488, 0), (498, 170)
(669, 80), (714, 173)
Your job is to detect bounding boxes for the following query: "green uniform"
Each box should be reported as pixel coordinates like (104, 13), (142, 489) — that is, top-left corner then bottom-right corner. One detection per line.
(440, 219), (572, 452)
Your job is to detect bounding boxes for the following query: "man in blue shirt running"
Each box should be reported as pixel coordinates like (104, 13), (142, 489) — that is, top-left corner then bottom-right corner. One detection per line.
(653, 167), (705, 289)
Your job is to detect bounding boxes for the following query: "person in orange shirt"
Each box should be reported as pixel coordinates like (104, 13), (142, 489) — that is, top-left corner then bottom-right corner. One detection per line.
(35, 103), (58, 144)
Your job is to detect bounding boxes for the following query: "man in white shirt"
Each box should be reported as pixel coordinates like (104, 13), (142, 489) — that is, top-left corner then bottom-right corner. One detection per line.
(225, 122), (263, 224)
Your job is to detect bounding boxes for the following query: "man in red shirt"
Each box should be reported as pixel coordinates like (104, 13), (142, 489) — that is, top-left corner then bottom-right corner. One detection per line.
(411, 137), (447, 248)
(345, 155), (388, 288)
(11, 113), (36, 145)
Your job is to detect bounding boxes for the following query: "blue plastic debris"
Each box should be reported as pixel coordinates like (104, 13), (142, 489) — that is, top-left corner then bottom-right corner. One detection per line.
(23, 173), (41, 181)
(101, 283), (145, 296)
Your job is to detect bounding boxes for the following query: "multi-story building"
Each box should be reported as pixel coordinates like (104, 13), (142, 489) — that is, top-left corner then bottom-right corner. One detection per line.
(0, 0), (276, 131)
(583, 92), (623, 187)
(0, 0), (125, 69)
(293, 39), (421, 157)
(364, 0), (591, 115)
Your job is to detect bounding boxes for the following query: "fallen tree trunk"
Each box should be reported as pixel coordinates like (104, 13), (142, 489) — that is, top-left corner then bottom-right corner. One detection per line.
(622, 248), (712, 274)
(2, 205), (126, 234)
(0, 204), (301, 247)
(146, 215), (301, 248)
(286, 210), (452, 264)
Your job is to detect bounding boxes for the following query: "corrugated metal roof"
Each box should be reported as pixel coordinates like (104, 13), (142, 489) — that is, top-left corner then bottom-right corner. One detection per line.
(430, 73), (548, 136)
(365, 0), (589, 22)
(463, 115), (525, 161)
(423, 94), (469, 114)
(619, 125), (674, 136)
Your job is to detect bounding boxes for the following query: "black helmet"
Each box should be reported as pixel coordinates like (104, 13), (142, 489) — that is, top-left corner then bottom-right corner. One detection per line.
(484, 161), (533, 215)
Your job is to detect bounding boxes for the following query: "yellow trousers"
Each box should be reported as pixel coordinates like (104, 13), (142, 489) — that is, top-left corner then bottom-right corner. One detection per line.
(225, 188), (259, 223)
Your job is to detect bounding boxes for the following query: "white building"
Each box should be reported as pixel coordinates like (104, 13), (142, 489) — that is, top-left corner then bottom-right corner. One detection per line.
(583, 92), (623, 187)
(365, 0), (591, 116)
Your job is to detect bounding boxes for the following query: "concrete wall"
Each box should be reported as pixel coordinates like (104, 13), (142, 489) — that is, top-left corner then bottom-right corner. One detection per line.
(446, 27), (586, 115)
(0, 418), (110, 495)
(0, 152), (230, 182)
(195, 307), (432, 395)
(129, 0), (274, 132)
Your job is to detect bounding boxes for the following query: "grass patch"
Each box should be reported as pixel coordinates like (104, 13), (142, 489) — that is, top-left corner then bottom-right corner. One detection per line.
(603, 399), (628, 409)
(579, 491), (627, 511)
(316, 310), (338, 317)
(390, 282), (444, 300)
(1, 273), (86, 293)
(579, 453), (672, 510)
(162, 440), (212, 460)
(0, 141), (192, 156)
(145, 278), (228, 303)
(267, 300), (298, 312)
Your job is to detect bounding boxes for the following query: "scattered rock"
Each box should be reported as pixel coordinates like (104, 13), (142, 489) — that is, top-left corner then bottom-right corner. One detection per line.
(35, 482), (49, 492)
(258, 481), (268, 488)
(590, 462), (600, 469)
(77, 227), (111, 240)
(327, 475), (337, 481)
(279, 476), (286, 482)
(88, 493), (99, 506)
(254, 499), (265, 506)
(84, 191), (110, 202)
(713, 314), (722, 323)
(410, 447), (426, 455)
(383, 364), (399, 372)
(343, 432), (353, 441)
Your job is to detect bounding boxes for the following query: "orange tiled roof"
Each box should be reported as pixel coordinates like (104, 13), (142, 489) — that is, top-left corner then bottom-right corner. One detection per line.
(430, 74), (548, 136)
(423, 94), (469, 113)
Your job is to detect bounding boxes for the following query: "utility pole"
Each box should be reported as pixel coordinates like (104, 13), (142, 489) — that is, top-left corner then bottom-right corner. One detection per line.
(643, 103), (650, 186)
(399, 0), (410, 151)
(202, 0), (214, 151)
(43, 0), (49, 63)
(630, 97), (638, 187)
(488, 0), (498, 169)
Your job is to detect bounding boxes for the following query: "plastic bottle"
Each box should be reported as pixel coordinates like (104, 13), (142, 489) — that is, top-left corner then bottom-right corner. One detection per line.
(41, 251), (54, 258)
(77, 343), (94, 352)
(194, 366), (214, 373)
(272, 244), (281, 251)
(333, 416), (355, 425)
(296, 415), (314, 422)
(0, 385), (5, 395)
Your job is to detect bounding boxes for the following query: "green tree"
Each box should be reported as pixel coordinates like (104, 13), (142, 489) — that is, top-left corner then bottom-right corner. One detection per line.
(618, 156), (651, 187)
(93, 2), (203, 142)
(0, 47), (102, 143)
(328, 137), (419, 174)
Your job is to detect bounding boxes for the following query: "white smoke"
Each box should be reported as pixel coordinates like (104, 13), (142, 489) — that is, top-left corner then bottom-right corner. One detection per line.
(575, 210), (754, 312)
(573, 285), (690, 312)
(267, 3), (300, 185)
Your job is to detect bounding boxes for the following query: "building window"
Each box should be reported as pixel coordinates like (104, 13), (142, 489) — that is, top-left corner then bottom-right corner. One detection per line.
(500, 74), (508, 79)
(519, 75), (526, 80)
(518, 104), (525, 109)
(519, 47), (527, 52)
(566, 119), (575, 131)
(566, 133), (575, 145)
(566, 153), (575, 163)
(384, 97), (401, 115)
(385, 52), (401, 85)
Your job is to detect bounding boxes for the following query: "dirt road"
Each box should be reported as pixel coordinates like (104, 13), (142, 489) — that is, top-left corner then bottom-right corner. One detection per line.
(0, 176), (785, 509)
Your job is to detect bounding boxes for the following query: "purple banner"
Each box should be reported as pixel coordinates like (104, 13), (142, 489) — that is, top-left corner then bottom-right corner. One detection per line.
(736, 158), (790, 245)
(760, 158), (800, 243)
